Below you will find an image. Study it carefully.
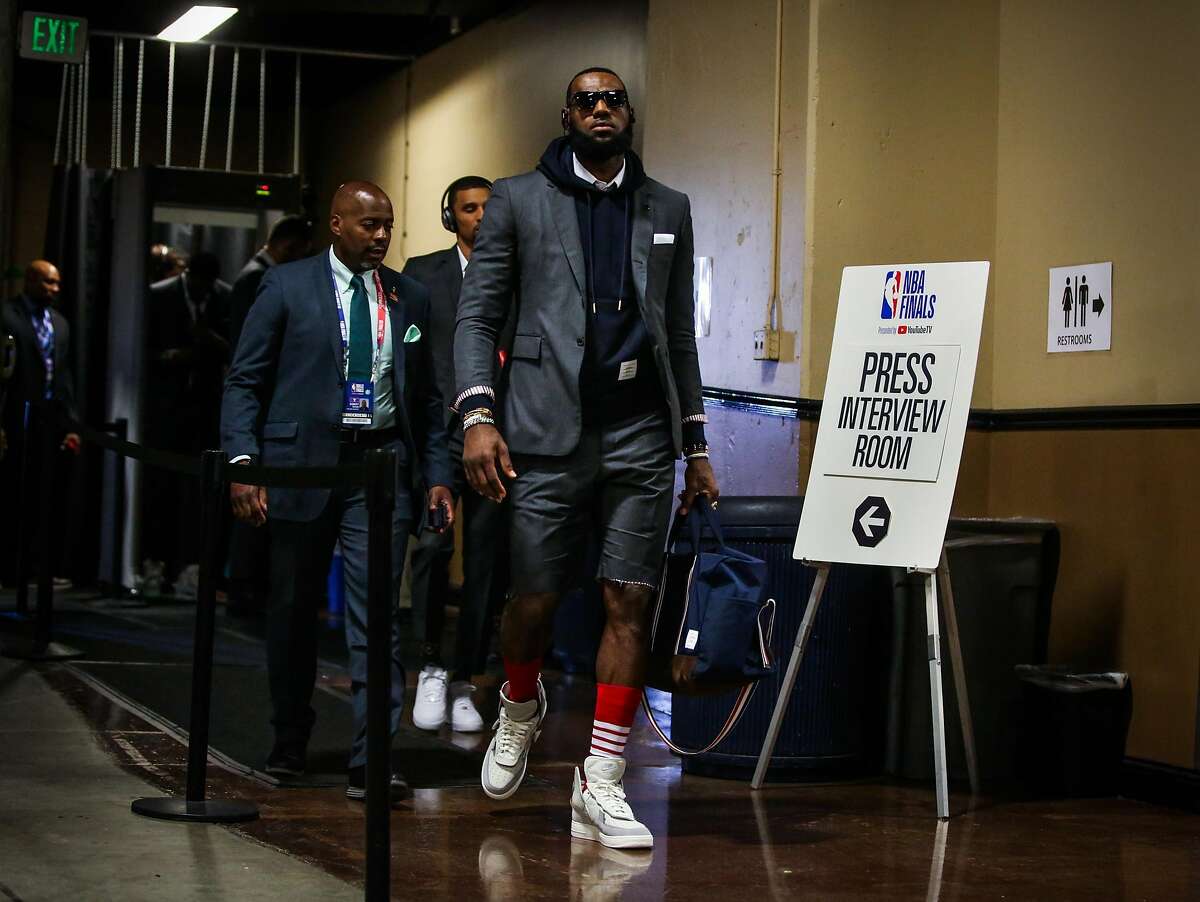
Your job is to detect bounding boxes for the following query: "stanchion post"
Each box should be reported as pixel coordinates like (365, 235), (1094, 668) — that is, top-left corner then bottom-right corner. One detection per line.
(131, 449), (258, 823)
(14, 401), (32, 616)
(3, 403), (81, 660)
(186, 449), (224, 801)
(34, 401), (57, 650)
(110, 418), (128, 592)
(364, 448), (395, 902)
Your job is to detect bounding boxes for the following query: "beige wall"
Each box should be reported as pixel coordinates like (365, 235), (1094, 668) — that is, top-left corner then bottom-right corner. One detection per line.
(805, 0), (1000, 405)
(992, 0), (1200, 408)
(310, 0), (647, 268)
(644, 0), (809, 398)
(402, 0), (646, 260)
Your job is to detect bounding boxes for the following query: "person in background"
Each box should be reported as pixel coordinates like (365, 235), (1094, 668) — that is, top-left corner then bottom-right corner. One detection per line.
(0, 261), (81, 588)
(229, 216), (315, 352)
(225, 216), (314, 618)
(144, 252), (232, 591)
(403, 176), (512, 734)
(149, 243), (186, 283)
(222, 181), (454, 802)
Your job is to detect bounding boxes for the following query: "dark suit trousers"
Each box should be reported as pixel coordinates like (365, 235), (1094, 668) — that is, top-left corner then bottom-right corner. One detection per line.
(268, 439), (411, 768)
(409, 433), (509, 681)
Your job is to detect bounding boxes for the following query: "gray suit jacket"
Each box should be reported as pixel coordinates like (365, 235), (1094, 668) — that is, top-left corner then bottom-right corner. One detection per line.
(454, 171), (703, 457)
(221, 251), (453, 525)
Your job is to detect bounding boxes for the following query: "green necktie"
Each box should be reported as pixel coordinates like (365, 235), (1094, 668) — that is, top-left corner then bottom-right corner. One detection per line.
(347, 273), (373, 381)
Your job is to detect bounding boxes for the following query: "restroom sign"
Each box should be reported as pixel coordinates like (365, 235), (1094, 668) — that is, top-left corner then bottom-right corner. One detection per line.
(795, 262), (989, 570)
(1047, 262), (1112, 353)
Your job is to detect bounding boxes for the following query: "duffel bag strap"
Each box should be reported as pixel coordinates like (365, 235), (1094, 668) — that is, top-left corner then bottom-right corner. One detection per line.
(640, 681), (759, 757)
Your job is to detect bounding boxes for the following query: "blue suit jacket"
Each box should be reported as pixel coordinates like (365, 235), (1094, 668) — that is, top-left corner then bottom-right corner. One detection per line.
(220, 250), (453, 526)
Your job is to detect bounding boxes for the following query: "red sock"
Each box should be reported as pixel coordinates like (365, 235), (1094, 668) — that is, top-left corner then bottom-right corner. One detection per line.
(503, 657), (542, 703)
(590, 683), (641, 759)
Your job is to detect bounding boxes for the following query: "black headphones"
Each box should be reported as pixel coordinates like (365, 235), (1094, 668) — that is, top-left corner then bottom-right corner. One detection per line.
(441, 176), (494, 233)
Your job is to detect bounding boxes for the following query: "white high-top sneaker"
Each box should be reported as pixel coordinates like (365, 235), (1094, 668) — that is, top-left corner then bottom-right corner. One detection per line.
(571, 756), (653, 850)
(412, 665), (448, 731)
(450, 681), (485, 732)
(480, 679), (547, 800)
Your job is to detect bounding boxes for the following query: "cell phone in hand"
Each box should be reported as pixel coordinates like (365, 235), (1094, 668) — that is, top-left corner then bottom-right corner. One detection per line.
(428, 502), (448, 531)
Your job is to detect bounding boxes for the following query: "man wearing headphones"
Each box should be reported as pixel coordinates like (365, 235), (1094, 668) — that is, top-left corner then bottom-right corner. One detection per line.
(454, 67), (718, 849)
(402, 176), (510, 733)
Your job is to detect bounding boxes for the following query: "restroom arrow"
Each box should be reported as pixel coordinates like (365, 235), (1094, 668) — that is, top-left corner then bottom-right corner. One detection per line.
(1092, 294), (1105, 316)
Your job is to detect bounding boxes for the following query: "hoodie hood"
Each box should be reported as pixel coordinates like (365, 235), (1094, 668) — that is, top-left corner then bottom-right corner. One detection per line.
(537, 136), (646, 195)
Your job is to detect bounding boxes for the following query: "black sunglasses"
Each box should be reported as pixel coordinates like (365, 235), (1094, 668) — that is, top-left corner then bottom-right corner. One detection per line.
(567, 90), (629, 112)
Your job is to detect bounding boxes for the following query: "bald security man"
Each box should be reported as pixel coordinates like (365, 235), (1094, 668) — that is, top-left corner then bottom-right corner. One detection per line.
(222, 182), (454, 802)
(1, 261), (80, 586)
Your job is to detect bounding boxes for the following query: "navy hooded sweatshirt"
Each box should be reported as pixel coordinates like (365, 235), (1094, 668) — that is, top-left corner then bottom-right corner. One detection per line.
(537, 137), (667, 426)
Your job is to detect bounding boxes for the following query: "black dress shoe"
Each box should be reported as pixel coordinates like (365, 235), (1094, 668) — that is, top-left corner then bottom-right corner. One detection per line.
(346, 765), (411, 803)
(265, 741), (307, 778)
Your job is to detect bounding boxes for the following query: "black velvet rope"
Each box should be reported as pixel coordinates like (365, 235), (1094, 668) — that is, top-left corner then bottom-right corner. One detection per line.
(41, 404), (366, 490)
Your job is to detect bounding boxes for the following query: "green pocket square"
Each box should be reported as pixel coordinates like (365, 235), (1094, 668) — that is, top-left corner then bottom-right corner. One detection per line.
(403, 324), (422, 343)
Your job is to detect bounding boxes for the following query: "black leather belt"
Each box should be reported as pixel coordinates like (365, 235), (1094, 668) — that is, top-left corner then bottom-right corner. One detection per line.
(337, 425), (402, 446)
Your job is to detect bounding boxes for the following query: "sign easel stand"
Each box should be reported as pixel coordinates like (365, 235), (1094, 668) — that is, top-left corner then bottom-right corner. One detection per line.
(750, 548), (979, 820)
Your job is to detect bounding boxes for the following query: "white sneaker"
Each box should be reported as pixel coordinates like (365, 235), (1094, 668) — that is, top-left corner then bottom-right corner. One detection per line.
(481, 679), (546, 800)
(412, 665), (448, 731)
(571, 756), (653, 850)
(450, 681), (484, 732)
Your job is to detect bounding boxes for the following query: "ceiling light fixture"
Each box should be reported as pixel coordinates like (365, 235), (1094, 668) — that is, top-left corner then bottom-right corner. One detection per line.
(157, 6), (238, 43)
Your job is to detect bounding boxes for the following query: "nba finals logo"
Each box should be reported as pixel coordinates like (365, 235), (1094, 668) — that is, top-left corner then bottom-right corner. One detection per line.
(879, 268), (936, 335)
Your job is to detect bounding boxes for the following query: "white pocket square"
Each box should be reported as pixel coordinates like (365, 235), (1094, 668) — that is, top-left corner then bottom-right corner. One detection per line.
(653, 233), (675, 245)
(403, 324), (422, 343)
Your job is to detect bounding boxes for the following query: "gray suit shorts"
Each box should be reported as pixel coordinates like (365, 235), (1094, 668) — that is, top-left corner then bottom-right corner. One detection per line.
(508, 410), (676, 594)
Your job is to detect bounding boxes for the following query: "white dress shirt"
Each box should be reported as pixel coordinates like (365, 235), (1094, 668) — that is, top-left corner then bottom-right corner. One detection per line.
(573, 153), (627, 191)
(457, 245), (469, 275)
(328, 246), (395, 430)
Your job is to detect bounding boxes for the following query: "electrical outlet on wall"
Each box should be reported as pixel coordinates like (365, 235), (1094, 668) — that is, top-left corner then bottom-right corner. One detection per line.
(753, 329), (768, 359)
(753, 328), (794, 362)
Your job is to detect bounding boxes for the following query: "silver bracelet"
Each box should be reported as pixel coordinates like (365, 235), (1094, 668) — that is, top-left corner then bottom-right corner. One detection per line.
(685, 451), (710, 460)
(463, 415), (496, 431)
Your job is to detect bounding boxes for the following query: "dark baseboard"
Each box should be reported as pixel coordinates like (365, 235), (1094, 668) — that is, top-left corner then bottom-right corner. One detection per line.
(1120, 757), (1200, 812)
(701, 388), (1200, 431)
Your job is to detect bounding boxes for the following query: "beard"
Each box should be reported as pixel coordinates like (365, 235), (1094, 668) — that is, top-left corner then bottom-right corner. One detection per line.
(567, 120), (634, 162)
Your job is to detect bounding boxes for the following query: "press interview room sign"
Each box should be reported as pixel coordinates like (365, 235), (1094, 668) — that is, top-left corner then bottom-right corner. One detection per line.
(19, 12), (88, 64)
(794, 262), (989, 570)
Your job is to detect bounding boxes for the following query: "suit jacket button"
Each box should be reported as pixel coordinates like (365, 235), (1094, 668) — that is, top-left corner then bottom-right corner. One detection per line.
(576, 338), (585, 347)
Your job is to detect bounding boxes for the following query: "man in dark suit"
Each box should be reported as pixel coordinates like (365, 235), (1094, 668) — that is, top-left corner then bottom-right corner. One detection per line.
(229, 215), (314, 352)
(0, 260), (80, 586)
(225, 216), (314, 617)
(403, 176), (511, 734)
(144, 252), (233, 586)
(222, 181), (454, 802)
(455, 67), (720, 848)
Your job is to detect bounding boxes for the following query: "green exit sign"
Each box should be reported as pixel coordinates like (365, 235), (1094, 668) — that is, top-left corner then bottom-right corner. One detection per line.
(20, 11), (88, 64)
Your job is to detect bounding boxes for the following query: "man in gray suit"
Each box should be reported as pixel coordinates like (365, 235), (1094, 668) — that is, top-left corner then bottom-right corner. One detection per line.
(454, 67), (719, 849)
(222, 181), (454, 802)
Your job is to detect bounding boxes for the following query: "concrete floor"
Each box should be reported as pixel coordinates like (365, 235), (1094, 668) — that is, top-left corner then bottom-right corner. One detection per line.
(0, 657), (359, 902)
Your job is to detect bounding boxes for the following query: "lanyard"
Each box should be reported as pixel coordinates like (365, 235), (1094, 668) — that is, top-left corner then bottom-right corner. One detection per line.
(332, 269), (387, 379)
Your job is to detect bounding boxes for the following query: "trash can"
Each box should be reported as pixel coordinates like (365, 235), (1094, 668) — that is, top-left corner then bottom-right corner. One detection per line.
(1015, 666), (1132, 797)
(671, 496), (892, 782)
(889, 518), (1059, 789)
